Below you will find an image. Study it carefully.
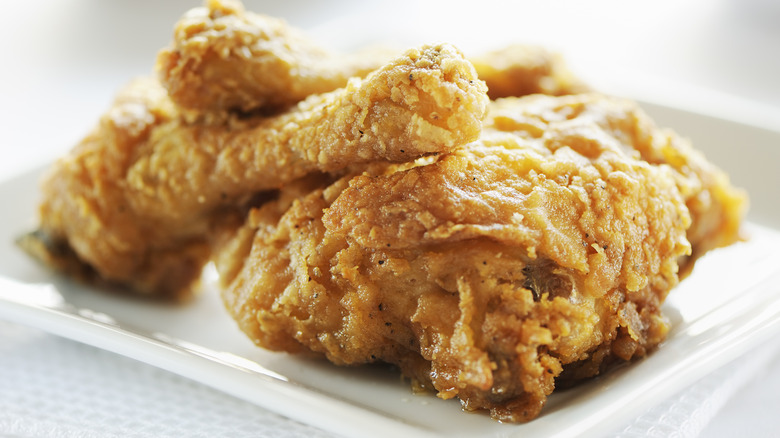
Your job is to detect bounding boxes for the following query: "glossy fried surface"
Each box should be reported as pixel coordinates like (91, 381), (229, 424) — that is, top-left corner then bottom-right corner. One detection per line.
(218, 94), (709, 422)
(157, 0), (389, 119)
(470, 45), (589, 100)
(24, 44), (488, 298)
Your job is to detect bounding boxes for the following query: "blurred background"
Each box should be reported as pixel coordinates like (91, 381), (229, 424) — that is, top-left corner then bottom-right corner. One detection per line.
(1, 0), (779, 179)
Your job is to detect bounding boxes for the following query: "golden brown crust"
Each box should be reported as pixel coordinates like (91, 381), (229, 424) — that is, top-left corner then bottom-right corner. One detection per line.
(158, 1), (585, 120)
(24, 77), (209, 299)
(619, 116), (747, 271)
(470, 45), (590, 100)
(486, 94), (747, 273)
(157, 0), (390, 119)
(218, 93), (707, 422)
(27, 44), (488, 298)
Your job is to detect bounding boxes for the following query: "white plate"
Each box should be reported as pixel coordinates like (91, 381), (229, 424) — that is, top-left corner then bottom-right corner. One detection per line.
(1, 103), (780, 438)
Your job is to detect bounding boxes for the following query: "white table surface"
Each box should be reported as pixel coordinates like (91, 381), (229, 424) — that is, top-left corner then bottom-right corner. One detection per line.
(1, 1), (779, 437)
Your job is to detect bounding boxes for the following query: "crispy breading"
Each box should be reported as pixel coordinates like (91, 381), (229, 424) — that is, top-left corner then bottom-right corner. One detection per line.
(158, 0), (589, 120)
(470, 45), (590, 100)
(157, 0), (390, 118)
(218, 93), (721, 422)
(485, 95), (746, 272)
(23, 44), (488, 298)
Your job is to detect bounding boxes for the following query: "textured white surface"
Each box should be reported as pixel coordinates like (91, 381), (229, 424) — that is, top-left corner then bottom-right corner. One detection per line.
(614, 339), (780, 438)
(0, 321), (334, 438)
(2, 319), (779, 438)
(701, 345), (780, 437)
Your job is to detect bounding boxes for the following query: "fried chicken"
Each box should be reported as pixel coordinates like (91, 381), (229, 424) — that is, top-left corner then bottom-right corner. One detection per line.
(595, 103), (747, 272)
(470, 45), (590, 100)
(486, 96), (746, 276)
(22, 43), (488, 298)
(157, 0), (390, 119)
(21, 0), (747, 423)
(158, 0), (587, 120)
(217, 93), (738, 422)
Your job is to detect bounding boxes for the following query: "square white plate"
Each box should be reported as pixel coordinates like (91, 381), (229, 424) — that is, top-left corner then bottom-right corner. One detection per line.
(1, 101), (779, 438)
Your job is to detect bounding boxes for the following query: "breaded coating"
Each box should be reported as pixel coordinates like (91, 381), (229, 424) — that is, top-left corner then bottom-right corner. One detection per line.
(218, 93), (714, 422)
(157, 0), (389, 118)
(597, 103), (747, 271)
(471, 45), (589, 100)
(21, 77), (209, 297)
(486, 95), (746, 272)
(23, 44), (488, 298)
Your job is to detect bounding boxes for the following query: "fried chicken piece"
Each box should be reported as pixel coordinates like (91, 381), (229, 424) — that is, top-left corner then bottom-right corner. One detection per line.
(486, 95), (746, 274)
(23, 44), (488, 298)
(218, 93), (717, 422)
(470, 45), (589, 100)
(603, 105), (747, 272)
(157, 0), (390, 119)
(158, 0), (588, 119)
